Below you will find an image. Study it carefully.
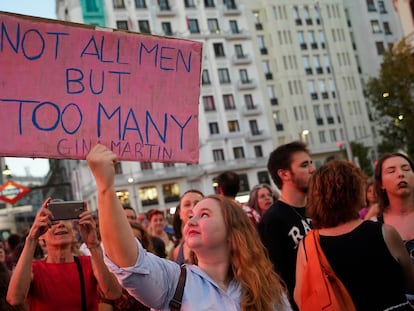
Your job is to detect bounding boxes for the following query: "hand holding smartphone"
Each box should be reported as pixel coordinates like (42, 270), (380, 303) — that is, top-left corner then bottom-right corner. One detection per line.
(47, 201), (86, 220)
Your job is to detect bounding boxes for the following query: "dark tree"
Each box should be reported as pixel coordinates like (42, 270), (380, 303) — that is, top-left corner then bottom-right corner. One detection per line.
(365, 40), (414, 159)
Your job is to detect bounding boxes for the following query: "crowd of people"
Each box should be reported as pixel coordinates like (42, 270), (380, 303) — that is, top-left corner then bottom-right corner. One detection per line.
(0, 141), (413, 310)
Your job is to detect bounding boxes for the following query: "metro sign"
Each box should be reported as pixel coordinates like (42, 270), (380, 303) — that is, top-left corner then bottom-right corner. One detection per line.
(0, 181), (31, 204)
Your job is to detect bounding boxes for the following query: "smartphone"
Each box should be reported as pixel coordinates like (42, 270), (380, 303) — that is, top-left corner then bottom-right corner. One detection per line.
(48, 201), (86, 220)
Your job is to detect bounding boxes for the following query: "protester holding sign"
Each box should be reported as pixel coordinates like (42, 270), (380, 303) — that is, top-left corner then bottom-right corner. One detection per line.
(86, 144), (292, 310)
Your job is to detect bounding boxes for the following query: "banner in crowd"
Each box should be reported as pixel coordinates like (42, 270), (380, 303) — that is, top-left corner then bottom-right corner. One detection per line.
(0, 12), (202, 163)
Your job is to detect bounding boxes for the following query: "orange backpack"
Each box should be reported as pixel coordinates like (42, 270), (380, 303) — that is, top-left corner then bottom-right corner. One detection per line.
(300, 230), (357, 311)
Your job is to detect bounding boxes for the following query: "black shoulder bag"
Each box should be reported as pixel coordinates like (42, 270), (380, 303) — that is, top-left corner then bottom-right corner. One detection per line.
(169, 266), (187, 311)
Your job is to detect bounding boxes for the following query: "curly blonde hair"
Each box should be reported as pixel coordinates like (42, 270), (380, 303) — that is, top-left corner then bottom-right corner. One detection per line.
(192, 195), (286, 310)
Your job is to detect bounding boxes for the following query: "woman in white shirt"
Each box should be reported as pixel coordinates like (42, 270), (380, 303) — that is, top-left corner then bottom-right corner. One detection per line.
(86, 144), (291, 311)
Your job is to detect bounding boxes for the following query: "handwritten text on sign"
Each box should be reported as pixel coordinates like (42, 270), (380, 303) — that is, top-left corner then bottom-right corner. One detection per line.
(0, 12), (202, 163)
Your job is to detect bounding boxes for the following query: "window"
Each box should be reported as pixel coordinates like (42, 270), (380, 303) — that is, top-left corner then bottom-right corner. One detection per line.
(367, 0), (376, 11)
(239, 174), (250, 192)
(116, 21), (128, 30)
(163, 183), (180, 203)
(159, 0), (170, 10)
(254, 145), (263, 157)
(185, 0), (196, 8)
(114, 0), (125, 9)
(140, 162), (153, 170)
(329, 129), (337, 142)
(135, 0), (146, 8)
(378, 0), (387, 13)
(139, 186), (158, 206)
(233, 147), (245, 159)
(213, 43), (225, 57)
(258, 171), (271, 184)
(318, 30), (326, 48)
(202, 69), (211, 85)
(188, 19), (200, 33)
(262, 60), (272, 79)
(224, 0), (237, 10)
(303, 56), (311, 74)
(383, 22), (391, 35)
(273, 112), (283, 131)
(116, 190), (130, 206)
(205, 0), (215, 8)
(86, 0), (98, 11)
(267, 86), (278, 105)
(203, 95), (215, 111)
(244, 94), (255, 109)
(115, 162), (123, 174)
(249, 120), (260, 135)
(209, 122), (219, 134)
(297, 31), (306, 49)
(376, 41), (385, 55)
(218, 68), (231, 83)
(239, 69), (250, 83)
(208, 18), (220, 34)
(223, 94), (236, 110)
(213, 149), (225, 161)
(229, 20), (239, 34)
(307, 80), (317, 99)
(318, 131), (326, 143)
(371, 20), (381, 33)
(162, 22), (173, 35)
(257, 35), (266, 50)
(235, 44), (245, 58)
(138, 20), (151, 34)
(228, 120), (240, 132)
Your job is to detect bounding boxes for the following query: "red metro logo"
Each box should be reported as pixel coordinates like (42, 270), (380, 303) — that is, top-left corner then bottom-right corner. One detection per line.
(0, 181), (31, 204)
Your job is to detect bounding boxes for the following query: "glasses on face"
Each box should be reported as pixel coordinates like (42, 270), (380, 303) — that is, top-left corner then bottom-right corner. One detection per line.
(126, 215), (136, 220)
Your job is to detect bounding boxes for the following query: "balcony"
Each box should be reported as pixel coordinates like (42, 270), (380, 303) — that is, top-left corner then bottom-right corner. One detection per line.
(246, 130), (268, 142)
(305, 18), (312, 25)
(237, 79), (257, 90)
(270, 98), (278, 106)
(223, 29), (251, 40)
(295, 19), (302, 26)
(242, 105), (262, 116)
(316, 117), (324, 125)
(305, 68), (313, 75)
(223, 4), (241, 16)
(316, 67), (323, 74)
(311, 92), (318, 100)
(275, 123), (284, 131)
(321, 92), (329, 99)
(327, 116), (334, 124)
(156, 6), (177, 17)
(265, 72), (273, 80)
(232, 54), (252, 65)
(260, 47), (268, 55)
(300, 43), (308, 50)
(255, 23), (263, 31)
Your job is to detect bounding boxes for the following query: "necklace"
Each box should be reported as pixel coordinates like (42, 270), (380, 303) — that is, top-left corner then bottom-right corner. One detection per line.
(279, 196), (308, 221)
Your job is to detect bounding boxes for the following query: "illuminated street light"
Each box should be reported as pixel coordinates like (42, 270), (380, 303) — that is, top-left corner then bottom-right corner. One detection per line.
(382, 92), (390, 98)
(398, 114), (404, 121)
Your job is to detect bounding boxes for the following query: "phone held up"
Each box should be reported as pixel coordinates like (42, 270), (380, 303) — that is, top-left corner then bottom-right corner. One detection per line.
(47, 201), (86, 221)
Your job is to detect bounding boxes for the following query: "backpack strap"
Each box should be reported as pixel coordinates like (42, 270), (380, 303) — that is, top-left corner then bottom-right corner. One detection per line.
(169, 265), (187, 311)
(74, 256), (87, 311)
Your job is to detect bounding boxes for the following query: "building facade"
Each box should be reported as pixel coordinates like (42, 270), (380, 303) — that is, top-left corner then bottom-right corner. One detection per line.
(55, 0), (393, 214)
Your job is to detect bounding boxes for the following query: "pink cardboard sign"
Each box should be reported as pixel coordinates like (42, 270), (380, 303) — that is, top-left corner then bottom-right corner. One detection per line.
(0, 12), (202, 163)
